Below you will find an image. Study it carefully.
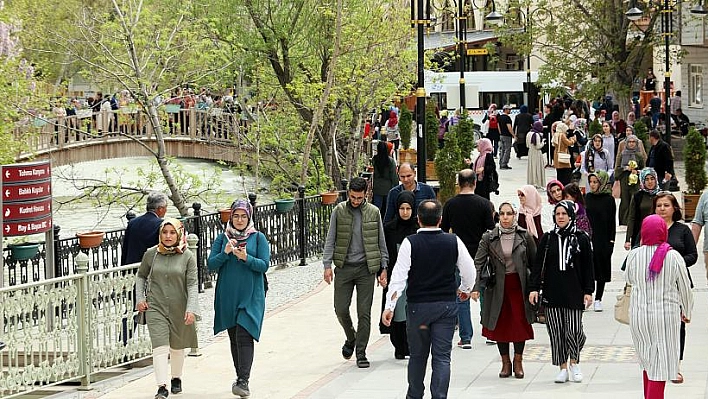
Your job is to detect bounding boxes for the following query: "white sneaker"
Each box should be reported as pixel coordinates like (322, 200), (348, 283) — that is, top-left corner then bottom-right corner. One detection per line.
(569, 363), (583, 382)
(555, 368), (569, 383)
(593, 300), (603, 312)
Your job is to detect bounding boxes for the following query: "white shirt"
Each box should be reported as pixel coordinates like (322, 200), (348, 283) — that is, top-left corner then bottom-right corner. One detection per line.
(385, 227), (476, 311)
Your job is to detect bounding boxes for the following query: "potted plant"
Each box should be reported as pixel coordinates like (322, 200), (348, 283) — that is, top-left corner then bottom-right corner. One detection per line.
(219, 208), (232, 224)
(435, 129), (463, 204)
(271, 175), (296, 213)
(425, 107), (439, 180)
(682, 126), (707, 220)
(7, 239), (40, 261)
(398, 103), (416, 164)
(76, 231), (106, 249)
(633, 120), (650, 154)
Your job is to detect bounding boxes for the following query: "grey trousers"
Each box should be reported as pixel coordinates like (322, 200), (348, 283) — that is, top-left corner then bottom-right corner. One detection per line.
(499, 136), (513, 167)
(333, 265), (376, 357)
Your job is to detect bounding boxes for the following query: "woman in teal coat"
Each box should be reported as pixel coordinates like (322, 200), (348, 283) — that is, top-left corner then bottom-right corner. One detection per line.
(208, 199), (270, 398)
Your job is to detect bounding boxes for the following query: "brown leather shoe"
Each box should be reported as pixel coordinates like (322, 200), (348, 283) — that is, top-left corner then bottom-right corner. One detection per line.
(513, 354), (524, 379)
(499, 354), (512, 378)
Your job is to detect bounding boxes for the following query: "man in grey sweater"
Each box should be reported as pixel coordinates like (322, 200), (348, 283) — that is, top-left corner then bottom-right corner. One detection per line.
(323, 177), (388, 368)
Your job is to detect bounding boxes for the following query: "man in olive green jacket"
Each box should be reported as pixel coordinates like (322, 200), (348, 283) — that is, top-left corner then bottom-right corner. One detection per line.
(323, 177), (389, 369)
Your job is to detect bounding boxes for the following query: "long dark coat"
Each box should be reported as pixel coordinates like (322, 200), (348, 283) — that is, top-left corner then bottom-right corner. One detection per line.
(473, 226), (537, 330)
(585, 191), (616, 282)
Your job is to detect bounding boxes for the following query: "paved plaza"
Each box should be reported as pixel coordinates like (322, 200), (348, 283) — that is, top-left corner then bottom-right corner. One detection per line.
(50, 152), (708, 399)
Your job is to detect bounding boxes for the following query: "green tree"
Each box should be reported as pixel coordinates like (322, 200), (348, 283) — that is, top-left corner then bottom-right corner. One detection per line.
(10, 0), (229, 216)
(425, 109), (439, 161)
(497, 0), (673, 109)
(456, 118), (475, 160)
(684, 126), (706, 194)
(435, 130), (463, 204)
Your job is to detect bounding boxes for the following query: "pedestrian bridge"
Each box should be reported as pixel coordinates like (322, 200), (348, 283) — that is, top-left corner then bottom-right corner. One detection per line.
(14, 108), (249, 166)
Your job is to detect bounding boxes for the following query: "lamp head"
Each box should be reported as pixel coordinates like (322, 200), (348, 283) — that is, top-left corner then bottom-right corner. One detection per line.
(691, 3), (708, 16)
(486, 10), (503, 22)
(625, 7), (643, 21)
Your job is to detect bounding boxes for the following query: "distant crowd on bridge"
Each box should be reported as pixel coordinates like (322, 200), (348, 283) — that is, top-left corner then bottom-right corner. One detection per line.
(27, 87), (263, 146)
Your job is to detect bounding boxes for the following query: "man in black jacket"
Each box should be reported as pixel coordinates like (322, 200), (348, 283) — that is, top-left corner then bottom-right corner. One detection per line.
(647, 130), (674, 188)
(121, 192), (168, 265)
(382, 200), (475, 399)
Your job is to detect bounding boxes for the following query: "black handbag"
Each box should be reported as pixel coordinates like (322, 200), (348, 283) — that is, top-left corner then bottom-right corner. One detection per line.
(533, 242), (550, 324)
(479, 258), (496, 289)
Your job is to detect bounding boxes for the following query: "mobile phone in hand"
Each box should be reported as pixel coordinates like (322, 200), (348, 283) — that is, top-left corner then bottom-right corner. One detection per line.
(237, 240), (247, 249)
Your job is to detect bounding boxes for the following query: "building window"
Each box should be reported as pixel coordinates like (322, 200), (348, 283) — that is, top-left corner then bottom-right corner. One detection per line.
(430, 92), (448, 111)
(689, 64), (703, 108)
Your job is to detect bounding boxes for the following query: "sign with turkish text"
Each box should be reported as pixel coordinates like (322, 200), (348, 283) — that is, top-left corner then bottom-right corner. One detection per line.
(3, 215), (52, 236)
(2, 181), (52, 202)
(2, 161), (51, 184)
(1, 160), (53, 239)
(3, 198), (52, 221)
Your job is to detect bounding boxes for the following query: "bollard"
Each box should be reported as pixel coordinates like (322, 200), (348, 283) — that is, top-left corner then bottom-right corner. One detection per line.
(75, 252), (94, 390)
(186, 233), (202, 357)
(53, 225), (62, 278)
(192, 203), (208, 292)
(125, 210), (137, 221)
(298, 186), (306, 266)
(248, 192), (257, 210)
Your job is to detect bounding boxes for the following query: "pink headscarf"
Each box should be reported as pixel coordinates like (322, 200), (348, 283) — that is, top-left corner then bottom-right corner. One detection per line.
(518, 185), (542, 238)
(641, 214), (672, 281)
(474, 138), (493, 179)
(546, 179), (565, 205)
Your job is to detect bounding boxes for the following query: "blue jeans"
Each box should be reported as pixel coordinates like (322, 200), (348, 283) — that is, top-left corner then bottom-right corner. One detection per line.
(406, 301), (458, 399)
(652, 111), (659, 128)
(456, 275), (472, 342)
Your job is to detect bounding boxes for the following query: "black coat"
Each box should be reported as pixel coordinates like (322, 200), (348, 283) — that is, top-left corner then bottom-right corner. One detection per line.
(529, 231), (594, 309)
(121, 212), (162, 265)
(647, 140), (674, 182)
(585, 191), (616, 282)
(474, 153), (497, 200)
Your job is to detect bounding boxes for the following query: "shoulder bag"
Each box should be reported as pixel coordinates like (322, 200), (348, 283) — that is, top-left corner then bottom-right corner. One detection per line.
(533, 242), (549, 324)
(614, 283), (632, 325)
(479, 258), (496, 289)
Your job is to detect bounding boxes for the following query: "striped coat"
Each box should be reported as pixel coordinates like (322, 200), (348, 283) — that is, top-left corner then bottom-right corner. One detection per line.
(625, 246), (693, 380)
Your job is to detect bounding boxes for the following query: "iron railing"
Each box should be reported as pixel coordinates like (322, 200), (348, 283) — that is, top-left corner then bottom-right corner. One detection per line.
(1, 192), (345, 289)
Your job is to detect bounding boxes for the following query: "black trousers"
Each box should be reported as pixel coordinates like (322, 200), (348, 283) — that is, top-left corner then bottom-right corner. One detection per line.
(228, 324), (255, 382)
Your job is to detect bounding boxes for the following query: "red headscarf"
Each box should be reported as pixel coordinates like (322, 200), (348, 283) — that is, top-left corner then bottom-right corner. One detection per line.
(387, 112), (398, 128)
(641, 214), (672, 281)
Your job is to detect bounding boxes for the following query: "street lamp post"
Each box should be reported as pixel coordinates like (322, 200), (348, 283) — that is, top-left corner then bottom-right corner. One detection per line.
(411, 0), (429, 181)
(458, 0), (466, 112)
(626, 0), (675, 145)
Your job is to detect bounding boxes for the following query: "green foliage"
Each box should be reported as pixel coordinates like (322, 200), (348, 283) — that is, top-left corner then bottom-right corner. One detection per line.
(496, 0), (657, 102)
(633, 120), (650, 154)
(425, 109), (439, 161)
(684, 126), (707, 194)
(271, 175), (296, 199)
(435, 130), (463, 204)
(399, 103), (413, 150)
(588, 118), (602, 137)
(456, 118), (475, 160)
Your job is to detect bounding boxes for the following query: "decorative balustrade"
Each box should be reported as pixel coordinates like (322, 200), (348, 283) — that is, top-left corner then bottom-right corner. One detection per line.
(1, 192), (346, 289)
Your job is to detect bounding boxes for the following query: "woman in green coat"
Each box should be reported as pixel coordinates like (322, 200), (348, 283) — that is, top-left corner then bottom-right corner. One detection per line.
(136, 218), (199, 399)
(208, 199), (270, 398)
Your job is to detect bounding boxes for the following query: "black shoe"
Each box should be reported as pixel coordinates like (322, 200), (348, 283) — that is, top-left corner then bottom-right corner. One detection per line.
(155, 385), (169, 399)
(170, 378), (182, 394)
(356, 355), (370, 368)
(341, 342), (355, 360)
(231, 379), (250, 397)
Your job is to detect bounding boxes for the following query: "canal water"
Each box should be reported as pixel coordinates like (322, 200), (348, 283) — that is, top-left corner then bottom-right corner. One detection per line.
(49, 157), (267, 238)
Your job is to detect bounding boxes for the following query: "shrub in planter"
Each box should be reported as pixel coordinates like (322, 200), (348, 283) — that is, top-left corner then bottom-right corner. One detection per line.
(435, 130), (463, 204)
(684, 126), (707, 195)
(456, 118), (475, 160)
(633, 120), (650, 154)
(399, 103), (413, 150)
(425, 109), (439, 161)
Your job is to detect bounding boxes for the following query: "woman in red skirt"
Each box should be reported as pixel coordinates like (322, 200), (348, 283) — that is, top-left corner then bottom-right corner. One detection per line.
(472, 202), (537, 379)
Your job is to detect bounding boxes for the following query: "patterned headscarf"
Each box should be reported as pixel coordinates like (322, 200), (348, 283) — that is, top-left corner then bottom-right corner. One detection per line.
(157, 218), (187, 254)
(475, 138), (494, 179)
(546, 179), (565, 205)
(552, 200), (580, 271)
(641, 214), (672, 281)
(518, 185), (542, 239)
(225, 199), (258, 240)
(588, 170), (611, 195)
(640, 168), (660, 196)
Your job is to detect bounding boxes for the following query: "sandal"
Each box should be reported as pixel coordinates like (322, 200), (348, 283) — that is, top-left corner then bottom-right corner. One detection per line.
(671, 372), (684, 384)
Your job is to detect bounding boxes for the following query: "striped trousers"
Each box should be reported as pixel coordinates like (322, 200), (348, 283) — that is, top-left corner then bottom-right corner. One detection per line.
(545, 307), (586, 366)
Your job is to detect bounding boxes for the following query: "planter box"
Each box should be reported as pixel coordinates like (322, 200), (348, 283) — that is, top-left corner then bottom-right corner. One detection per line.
(425, 160), (437, 181)
(321, 192), (338, 205)
(76, 231), (105, 249)
(399, 149), (417, 165)
(683, 193), (701, 221)
(274, 199), (296, 213)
